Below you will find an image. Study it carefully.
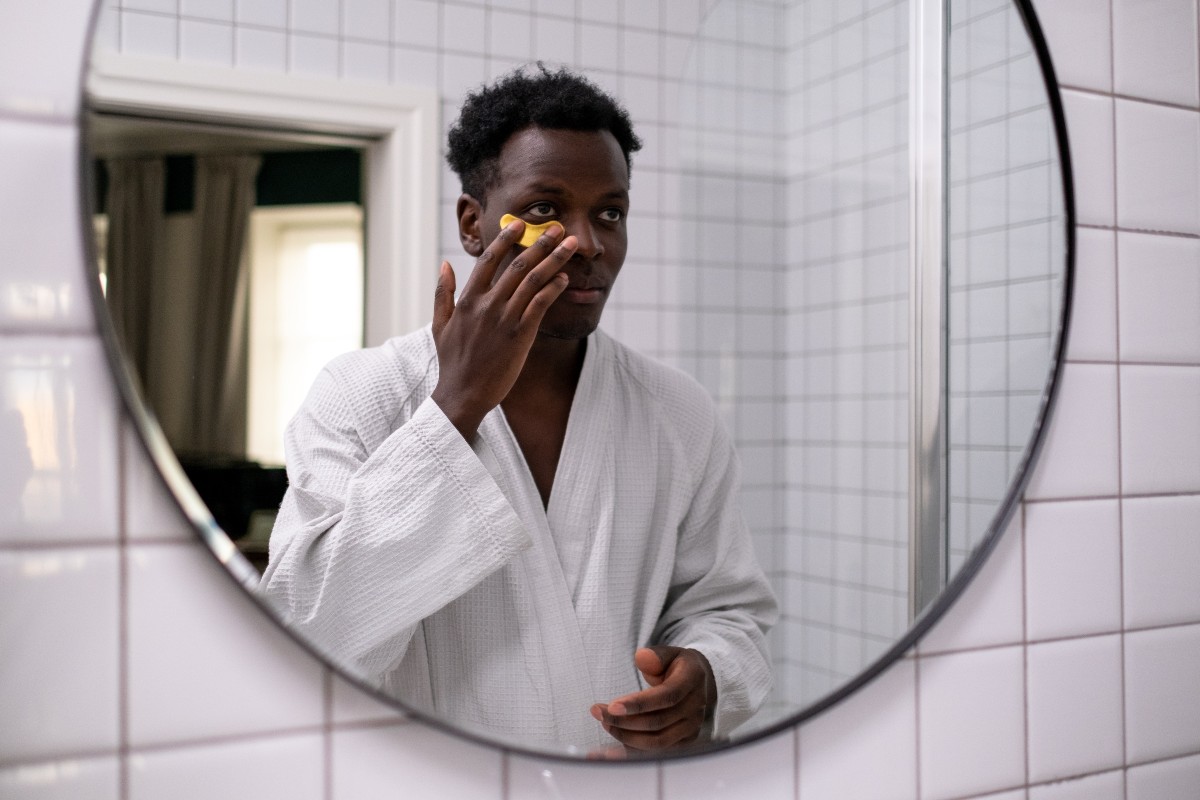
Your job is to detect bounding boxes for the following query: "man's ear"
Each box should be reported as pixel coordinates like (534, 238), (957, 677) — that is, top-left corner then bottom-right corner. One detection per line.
(457, 194), (484, 257)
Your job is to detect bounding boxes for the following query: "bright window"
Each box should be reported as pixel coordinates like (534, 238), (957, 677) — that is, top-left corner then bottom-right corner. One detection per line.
(246, 204), (364, 465)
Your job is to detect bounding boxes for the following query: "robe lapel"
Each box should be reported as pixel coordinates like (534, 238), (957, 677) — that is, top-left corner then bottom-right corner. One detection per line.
(475, 336), (611, 744)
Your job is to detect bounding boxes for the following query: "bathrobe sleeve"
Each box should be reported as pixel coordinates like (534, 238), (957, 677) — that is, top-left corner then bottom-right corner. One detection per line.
(652, 413), (779, 738)
(258, 366), (531, 685)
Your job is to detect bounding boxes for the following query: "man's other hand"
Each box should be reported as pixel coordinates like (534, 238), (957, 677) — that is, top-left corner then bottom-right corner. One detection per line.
(590, 646), (716, 751)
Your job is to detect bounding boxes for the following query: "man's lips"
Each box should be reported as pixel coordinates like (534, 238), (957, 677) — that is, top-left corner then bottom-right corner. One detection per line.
(562, 284), (607, 304)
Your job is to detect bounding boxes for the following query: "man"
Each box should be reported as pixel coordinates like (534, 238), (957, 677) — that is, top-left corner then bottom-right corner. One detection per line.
(260, 66), (777, 753)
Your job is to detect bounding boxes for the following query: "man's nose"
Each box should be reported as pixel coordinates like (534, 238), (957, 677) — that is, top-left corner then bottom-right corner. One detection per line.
(568, 217), (604, 259)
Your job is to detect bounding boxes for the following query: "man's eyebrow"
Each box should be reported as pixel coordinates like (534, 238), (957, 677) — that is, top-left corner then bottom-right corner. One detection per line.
(520, 183), (630, 201)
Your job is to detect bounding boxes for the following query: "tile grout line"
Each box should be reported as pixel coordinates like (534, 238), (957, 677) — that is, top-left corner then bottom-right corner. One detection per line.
(1020, 503), (1030, 793)
(118, 418), (130, 800)
(1106, 1), (1132, 793)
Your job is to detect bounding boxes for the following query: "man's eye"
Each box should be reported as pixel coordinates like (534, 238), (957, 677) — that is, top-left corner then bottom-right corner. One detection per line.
(526, 203), (555, 218)
(599, 208), (624, 222)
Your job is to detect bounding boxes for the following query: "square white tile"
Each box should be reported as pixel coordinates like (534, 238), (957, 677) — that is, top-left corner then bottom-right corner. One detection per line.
(236, 0), (287, 28)
(0, 548), (119, 762)
(1117, 231), (1200, 364)
(1027, 634), (1124, 782)
(288, 33), (339, 78)
(440, 3), (485, 53)
(919, 505), (1024, 655)
(1112, 0), (1200, 107)
(290, 0), (339, 35)
(1029, 769), (1124, 800)
(1119, 364), (1200, 495)
(126, 542), (324, 747)
(1031, 0), (1112, 93)
(0, 755), (120, 800)
(578, 0), (620, 25)
(1025, 499), (1122, 641)
(1065, 227), (1117, 363)
(1060, 90), (1115, 229)
(439, 52), (487, 100)
(180, 19), (235, 66)
(1116, 99), (1200, 236)
(532, 15), (576, 67)
(1123, 494), (1200, 629)
(129, 732), (323, 800)
(333, 724), (500, 800)
(1127, 752), (1200, 800)
(394, 0), (438, 48)
(235, 26), (287, 72)
(579, 22), (620, 72)
(181, 0), (235, 22)
(798, 658), (917, 800)
(623, 29), (661, 78)
(342, 0), (391, 42)
(508, 756), (658, 800)
(0, 0), (93, 119)
(488, 9), (532, 62)
(0, 118), (94, 333)
(1024, 363), (1120, 499)
(0, 336), (120, 544)
(1124, 623), (1200, 763)
(123, 0), (176, 10)
(121, 11), (179, 59)
(918, 646), (1026, 800)
(342, 41), (390, 84)
(661, 730), (795, 800)
(392, 46), (438, 87)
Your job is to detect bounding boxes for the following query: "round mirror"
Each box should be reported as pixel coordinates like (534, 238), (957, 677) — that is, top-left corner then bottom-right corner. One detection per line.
(84, 0), (1073, 759)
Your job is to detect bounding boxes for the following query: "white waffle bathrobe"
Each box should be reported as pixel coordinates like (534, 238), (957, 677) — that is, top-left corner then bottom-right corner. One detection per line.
(259, 326), (777, 750)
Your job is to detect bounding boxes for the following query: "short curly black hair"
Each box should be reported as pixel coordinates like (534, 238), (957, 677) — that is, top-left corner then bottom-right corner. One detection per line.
(446, 64), (642, 203)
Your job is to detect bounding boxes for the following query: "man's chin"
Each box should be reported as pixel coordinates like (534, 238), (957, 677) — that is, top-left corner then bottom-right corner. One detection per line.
(537, 315), (602, 341)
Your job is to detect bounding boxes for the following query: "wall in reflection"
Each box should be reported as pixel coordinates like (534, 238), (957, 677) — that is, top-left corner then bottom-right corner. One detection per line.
(946, 0), (1065, 568)
(782, 0), (912, 708)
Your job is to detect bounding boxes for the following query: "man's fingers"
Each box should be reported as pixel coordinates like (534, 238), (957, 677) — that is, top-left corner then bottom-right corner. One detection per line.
(504, 233), (575, 322)
(600, 704), (689, 733)
(459, 218), (523, 298)
(634, 645), (681, 684)
(432, 260), (455, 335)
(602, 718), (697, 752)
(494, 222), (566, 295)
(606, 676), (691, 718)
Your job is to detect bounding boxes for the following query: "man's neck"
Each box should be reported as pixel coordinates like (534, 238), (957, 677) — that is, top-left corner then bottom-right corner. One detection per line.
(507, 333), (587, 402)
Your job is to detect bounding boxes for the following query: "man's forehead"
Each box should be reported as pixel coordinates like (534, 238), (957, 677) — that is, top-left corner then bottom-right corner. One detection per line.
(494, 127), (629, 188)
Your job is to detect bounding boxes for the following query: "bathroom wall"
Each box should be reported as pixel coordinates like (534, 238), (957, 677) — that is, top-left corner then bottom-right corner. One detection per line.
(3, 1), (1200, 800)
(944, 0), (1065, 570)
(781, 0), (913, 707)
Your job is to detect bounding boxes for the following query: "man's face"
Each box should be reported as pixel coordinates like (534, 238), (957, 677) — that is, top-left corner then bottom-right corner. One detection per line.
(458, 126), (630, 341)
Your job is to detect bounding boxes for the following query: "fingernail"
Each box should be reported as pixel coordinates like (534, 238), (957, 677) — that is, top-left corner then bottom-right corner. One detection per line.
(609, 702), (626, 716)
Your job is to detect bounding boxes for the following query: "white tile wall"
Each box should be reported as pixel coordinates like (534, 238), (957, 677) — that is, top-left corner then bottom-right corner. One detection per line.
(0, 119), (93, 334)
(1112, 0), (1200, 107)
(1115, 97), (1200, 236)
(3, 1), (1200, 800)
(1024, 499), (1121, 641)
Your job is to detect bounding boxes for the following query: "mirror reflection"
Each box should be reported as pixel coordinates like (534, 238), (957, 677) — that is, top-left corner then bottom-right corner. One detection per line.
(86, 0), (1066, 757)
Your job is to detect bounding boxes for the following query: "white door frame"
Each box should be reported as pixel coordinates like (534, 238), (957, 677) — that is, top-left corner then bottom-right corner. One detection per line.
(86, 52), (440, 346)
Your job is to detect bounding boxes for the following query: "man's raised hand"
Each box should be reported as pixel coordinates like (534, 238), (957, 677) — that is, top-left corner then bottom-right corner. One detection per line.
(431, 218), (576, 439)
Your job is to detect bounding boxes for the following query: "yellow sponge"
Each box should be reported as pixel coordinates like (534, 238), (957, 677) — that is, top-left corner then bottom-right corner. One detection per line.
(500, 213), (560, 247)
